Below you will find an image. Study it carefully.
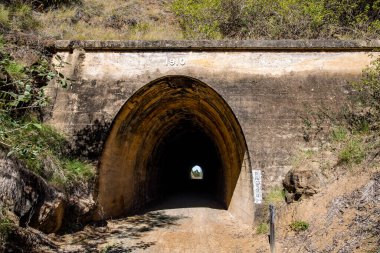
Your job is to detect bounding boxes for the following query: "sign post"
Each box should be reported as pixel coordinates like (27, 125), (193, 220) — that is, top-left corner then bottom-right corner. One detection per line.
(269, 204), (276, 253)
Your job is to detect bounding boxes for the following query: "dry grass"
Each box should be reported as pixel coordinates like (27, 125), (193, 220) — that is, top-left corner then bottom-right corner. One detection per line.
(34, 0), (183, 40)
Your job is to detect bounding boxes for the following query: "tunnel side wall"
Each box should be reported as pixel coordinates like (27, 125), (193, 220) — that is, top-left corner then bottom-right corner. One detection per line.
(46, 45), (379, 221)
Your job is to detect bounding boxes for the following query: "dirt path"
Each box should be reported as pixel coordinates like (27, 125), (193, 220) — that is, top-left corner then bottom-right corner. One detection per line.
(54, 193), (258, 253)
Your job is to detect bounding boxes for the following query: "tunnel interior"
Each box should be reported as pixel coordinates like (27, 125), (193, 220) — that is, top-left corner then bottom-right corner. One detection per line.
(147, 120), (225, 208)
(96, 76), (252, 221)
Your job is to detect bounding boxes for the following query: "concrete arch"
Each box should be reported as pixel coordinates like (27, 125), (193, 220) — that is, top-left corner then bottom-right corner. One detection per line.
(96, 76), (254, 223)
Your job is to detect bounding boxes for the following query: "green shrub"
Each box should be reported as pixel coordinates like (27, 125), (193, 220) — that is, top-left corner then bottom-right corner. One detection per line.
(339, 139), (365, 164)
(171, 0), (380, 39)
(290, 220), (309, 232)
(171, 0), (222, 39)
(9, 4), (40, 31)
(256, 222), (269, 234)
(331, 126), (348, 142)
(0, 5), (10, 28)
(64, 159), (94, 181)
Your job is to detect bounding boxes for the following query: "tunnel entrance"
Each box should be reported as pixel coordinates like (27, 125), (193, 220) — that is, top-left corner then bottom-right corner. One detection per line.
(96, 76), (254, 224)
(149, 121), (223, 207)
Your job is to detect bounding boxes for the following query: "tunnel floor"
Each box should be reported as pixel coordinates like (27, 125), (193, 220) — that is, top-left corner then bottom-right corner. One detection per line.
(143, 191), (225, 212)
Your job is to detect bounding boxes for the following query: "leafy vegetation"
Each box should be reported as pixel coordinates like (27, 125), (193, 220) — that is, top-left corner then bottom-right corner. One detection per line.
(172, 0), (380, 39)
(338, 138), (366, 165)
(256, 222), (269, 234)
(0, 35), (94, 189)
(0, 3), (40, 32)
(290, 220), (309, 232)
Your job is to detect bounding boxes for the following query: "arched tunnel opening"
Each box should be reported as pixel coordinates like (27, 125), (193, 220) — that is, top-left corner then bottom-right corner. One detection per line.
(96, 76), (254, 223)
(147, 120), (224, 209)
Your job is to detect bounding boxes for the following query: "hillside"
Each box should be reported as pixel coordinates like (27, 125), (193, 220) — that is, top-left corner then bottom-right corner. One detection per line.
(1, 0), (380, 40)
(0, 0), (379, 252)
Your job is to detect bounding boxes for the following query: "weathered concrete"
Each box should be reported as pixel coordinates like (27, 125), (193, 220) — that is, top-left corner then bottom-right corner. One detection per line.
(47, 40), (380, 224)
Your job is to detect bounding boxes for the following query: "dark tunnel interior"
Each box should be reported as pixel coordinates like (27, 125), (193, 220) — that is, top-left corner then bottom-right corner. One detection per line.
(146, 120), (226, 209)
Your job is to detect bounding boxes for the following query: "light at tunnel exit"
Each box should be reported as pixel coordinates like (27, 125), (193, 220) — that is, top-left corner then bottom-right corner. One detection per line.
(190, 165), (203, 180)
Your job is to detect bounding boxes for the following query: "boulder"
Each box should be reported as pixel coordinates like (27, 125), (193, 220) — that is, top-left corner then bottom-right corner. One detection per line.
(0, 149), (65, 233)
(283, 168), (323, 203)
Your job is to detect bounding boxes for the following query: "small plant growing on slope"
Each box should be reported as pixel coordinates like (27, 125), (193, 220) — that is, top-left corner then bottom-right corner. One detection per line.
(256, 222), (269, 234)
(290, 220), (309, 232)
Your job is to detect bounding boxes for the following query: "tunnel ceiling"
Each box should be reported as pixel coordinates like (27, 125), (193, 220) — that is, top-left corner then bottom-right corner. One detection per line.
(96, 76), (249, 219)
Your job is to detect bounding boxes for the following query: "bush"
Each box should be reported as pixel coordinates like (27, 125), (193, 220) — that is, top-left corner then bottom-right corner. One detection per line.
(290, 220), (309, 232)
(171, 0), (380, 39)
(339, 138), (366, 165)
(331, 126), (348, 142)
(256, 222), (269, 234)
(0, 5), (10, 29)
(171, 0), (222, 39)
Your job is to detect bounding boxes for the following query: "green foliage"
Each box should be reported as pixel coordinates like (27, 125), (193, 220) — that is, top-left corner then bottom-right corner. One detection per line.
(290, 220), (309, 232)
(0, 113), (94, 188)
(331, 126), (348, 142)
(256, 222), (269, 234)
(8, 4), (39, 31)
(339, 138), (365, 165)
(172, 0), (380, 39)
(0, 114), (65, 173)
(63, 159), (94, 181)
(0, 47), (69, 114)
(0, 5), (10, 29)
(0, 39), (92, 190)
(171, 0), (222, 39)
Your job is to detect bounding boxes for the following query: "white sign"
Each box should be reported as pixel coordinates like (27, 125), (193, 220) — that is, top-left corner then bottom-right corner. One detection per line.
(253, 170), (262, 204)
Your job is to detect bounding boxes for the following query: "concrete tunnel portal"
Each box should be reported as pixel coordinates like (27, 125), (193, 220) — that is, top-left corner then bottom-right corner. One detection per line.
(96, 76), (253, 222)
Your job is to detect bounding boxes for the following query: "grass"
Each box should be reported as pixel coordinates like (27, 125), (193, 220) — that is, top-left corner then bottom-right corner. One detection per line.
(0, 113), (94, 189)
(338, 138), (366, 165)
(331, 126), (348, 142)
(290, 220), (309, 232)
(0, 4), (10, 28)
(256, 222), (269, 234)
(292, 149), (315, 168)
(34, 0), (183, 40)
(3, 61), (25, 80)
(264, 186), (285, 207)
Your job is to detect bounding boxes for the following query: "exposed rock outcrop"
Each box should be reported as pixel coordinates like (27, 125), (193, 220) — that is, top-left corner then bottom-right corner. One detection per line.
(283, 168), (324, 203)
(0, 149), (65, 234)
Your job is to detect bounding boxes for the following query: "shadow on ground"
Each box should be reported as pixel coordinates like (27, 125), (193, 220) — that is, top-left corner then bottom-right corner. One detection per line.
(57, 211), (186, 252)
(143, 192), (225, 212)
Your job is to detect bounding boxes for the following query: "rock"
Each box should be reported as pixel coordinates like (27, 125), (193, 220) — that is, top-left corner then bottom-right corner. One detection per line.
(0, 149), (65, 234)
(31, 195), (65, 234)
(283, 168), (323, 203)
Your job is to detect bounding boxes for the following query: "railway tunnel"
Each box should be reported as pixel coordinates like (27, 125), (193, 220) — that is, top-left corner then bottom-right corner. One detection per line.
(96, 75), (252, 221)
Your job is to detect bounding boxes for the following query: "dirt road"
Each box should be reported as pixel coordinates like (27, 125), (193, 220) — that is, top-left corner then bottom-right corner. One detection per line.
(56, 193), (258, 253)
